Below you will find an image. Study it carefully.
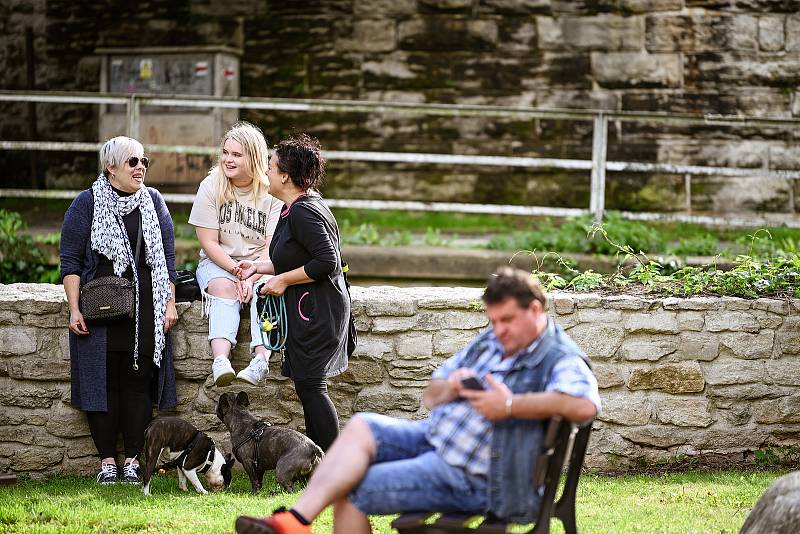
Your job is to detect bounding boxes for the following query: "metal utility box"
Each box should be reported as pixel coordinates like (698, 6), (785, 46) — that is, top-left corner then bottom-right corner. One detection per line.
(97, 46), (241, 190)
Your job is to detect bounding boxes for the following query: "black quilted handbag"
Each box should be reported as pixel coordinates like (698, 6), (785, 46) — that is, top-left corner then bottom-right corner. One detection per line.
(79, 275), (135, 323)
(79, 219), (141, 324)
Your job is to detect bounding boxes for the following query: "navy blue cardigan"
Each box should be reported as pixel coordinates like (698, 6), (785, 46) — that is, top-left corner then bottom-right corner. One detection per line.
(60, 187), (178, 412)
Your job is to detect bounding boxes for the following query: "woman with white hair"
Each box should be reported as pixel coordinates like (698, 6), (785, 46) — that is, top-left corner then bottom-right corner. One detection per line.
(60, 136), (178, 485)
(189, 121), (282, 387)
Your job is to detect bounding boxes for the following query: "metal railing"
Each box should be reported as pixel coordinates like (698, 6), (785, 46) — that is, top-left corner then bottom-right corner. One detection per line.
(2, 90), (800, 228)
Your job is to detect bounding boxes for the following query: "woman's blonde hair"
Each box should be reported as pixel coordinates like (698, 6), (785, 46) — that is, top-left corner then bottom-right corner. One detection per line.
(208, 121), (269, 206)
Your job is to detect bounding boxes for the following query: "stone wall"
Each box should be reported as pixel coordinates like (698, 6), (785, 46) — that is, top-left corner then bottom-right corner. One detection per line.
(1, 1), (799, 211)
(2, 282), (799, 477)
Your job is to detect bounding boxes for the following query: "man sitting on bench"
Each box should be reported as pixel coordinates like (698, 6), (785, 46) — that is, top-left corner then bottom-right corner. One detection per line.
(235, 266), (601, 534)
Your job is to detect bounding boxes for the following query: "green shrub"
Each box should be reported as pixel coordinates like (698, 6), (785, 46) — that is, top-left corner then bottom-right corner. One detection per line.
(0, 210), (60, 283)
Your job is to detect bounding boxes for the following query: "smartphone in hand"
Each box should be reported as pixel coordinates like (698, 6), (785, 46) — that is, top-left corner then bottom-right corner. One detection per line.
(460, 376), (485, 391)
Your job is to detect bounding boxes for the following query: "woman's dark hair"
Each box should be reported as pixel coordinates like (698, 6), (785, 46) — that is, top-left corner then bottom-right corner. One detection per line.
(482, 266), (547, 308)
(274, 133), (326, 191)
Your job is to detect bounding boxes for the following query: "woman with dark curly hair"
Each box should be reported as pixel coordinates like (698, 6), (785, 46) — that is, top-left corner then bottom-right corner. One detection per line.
(236, 133), (351, 451)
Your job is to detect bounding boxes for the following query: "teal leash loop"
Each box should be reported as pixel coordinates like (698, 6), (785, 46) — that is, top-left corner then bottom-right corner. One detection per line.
(257, 292), (288, 351)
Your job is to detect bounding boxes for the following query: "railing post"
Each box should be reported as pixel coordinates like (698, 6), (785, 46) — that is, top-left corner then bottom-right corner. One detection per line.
(685, 174), (692, 214)
(126, 95), (140, 139)
(590, 113), (608, 224)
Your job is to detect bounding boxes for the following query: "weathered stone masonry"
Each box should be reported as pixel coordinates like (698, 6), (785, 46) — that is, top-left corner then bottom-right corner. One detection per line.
(2, 1), (800, 211)
(1, 283), (799, 477)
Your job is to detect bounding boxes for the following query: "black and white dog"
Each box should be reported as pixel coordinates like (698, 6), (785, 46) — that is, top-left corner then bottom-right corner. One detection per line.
(141, 416), (235, 496)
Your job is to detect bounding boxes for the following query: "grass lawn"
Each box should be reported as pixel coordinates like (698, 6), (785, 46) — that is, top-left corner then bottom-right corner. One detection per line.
(0, 469), (783, 533)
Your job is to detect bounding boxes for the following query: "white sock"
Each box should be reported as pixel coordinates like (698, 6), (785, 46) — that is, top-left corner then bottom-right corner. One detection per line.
(253, 353), (267, 362)
(214, 355), (230, 361)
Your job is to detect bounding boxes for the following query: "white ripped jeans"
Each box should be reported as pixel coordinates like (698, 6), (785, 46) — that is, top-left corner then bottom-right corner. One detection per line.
(195, 258), (268, 353)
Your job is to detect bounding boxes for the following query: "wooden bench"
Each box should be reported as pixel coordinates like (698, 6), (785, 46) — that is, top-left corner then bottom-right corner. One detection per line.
(391, 417), (593, 534)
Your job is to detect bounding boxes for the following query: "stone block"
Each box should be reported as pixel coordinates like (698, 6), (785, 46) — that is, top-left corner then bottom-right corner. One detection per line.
(337, 359), (384, 385)
(354, 387), (420, 412)
(621, 0), (683, 11)
(596, 392), (652, 425)
(11, 446), (63, 471)
(388, 359), (438, 380)
(572, 293), (603, 308)
(703, 359), (764, 385)
(433, 329), (478, 356)
(623, 311), (679, 334)
(0, 310), (20, 325)
(707, 383), (793, 400)
(395, 332), (433, 359)
(617, 426), (689, 448)
(602, 296), (651, 310)
(593, 52), (682, 89)
(759, 15), (785, 51)
(22, 313), (63, 328)
(354, 0), (417, 16)
(552, 295), (575, 314)
(719, 331), (774, 359)
(173, 355), (212, 381)
(337, 19), (396, 53)
(480, 0), (551, 13)
(45, 401), (90, 438)
(752, 299), (790, 314)
(593, 363), (625, 389)
(576, 308), (622, 324)
(788, 15), (800, 52)
(752, 311), (783, 330)
(647, 14), (757, 52)
(696, 428), (768, 451)
(0, 379), (61, 408)
(675, 312), (704, 332)
(654, 396), (714, 427)
(618, 335), (678, 362)
(567, 323), (624, 359)
(754, 396), (800, 424)
(416, 311), (488, 331)
(0, 326), (37, 356)
(705, 311), (759, 333)
(765, 358), (800, 386)
(538, 15), (645, 51)
(7, 358), (70, 381)
(416, 287), (483, 310)
(372, 316), (417, 333)
(678, 332), (719, 361)
(0, 284), (64, 314)
(365, 292), (416, 316)
(628, 362), (704, 393)
(351, 335), (393, 359)
(662, 297), (722, 311)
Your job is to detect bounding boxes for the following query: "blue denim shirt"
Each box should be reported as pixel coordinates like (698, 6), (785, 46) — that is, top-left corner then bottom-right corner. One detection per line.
(443, 321), (596, 523)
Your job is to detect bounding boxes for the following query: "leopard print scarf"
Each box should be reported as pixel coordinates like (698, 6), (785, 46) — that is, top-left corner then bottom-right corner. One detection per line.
(90, 174), (170, 369)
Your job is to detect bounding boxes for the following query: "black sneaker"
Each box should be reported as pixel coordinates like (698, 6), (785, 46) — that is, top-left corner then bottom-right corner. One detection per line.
(96, 463), (118, 484)
(121, 462), (142, 484)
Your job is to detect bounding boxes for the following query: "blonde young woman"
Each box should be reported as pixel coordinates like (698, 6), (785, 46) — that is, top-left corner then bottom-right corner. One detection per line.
(189, 121), (282, 386)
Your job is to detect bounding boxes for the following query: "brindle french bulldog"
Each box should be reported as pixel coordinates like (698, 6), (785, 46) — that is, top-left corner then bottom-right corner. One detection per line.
(216, 391), (324, 493)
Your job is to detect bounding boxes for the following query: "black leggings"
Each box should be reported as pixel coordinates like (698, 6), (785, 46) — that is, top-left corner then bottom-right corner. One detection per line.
(85, 350), (153, 460)
(294, 376), (339, 451)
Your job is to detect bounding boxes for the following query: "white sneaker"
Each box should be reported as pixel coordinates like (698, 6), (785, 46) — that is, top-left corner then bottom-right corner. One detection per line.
(212, 356), (236, 387)
(236, 355), (268, 385)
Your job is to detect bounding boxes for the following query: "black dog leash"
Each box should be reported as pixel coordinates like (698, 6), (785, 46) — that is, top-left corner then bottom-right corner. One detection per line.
(232, 421), (272, 473)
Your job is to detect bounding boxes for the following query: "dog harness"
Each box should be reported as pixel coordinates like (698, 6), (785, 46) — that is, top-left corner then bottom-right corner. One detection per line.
(232, 421), (272, 473)
(166, 431), (215, 473)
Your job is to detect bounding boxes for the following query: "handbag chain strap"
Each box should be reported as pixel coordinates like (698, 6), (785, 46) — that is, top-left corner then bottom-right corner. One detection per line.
(132, 213), (142, 371)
